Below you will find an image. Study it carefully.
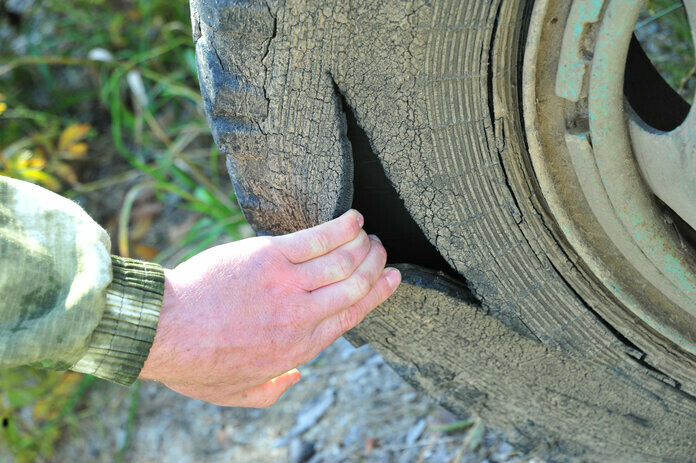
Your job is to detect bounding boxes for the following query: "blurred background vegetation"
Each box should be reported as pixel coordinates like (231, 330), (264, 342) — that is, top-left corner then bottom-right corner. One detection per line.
(0, 0), (249, 460)
(0, 0), (693, 461)
(638, 0), (696, 102)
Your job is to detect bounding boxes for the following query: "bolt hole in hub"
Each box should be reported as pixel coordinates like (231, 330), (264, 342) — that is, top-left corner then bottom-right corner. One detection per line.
(523, 0), (696, 374)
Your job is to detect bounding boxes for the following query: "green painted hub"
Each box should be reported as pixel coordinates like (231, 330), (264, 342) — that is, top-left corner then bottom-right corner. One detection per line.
(523, 0), (696, 359)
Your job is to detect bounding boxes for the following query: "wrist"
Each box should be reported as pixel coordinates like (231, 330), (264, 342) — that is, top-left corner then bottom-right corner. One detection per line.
(139, 268), (179, 381)
(72, 256), (165, 385)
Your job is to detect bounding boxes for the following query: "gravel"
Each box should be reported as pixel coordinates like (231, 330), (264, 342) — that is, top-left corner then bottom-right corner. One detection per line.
(51, 338), (541, 462)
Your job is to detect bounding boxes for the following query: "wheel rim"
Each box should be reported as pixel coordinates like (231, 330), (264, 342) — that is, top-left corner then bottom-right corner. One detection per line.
(522, 0), (696, 356)
(629, 2), (696, 232)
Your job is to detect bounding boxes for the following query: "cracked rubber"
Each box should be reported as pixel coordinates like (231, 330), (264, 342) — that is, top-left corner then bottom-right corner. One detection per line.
(191, 0), (696, 460)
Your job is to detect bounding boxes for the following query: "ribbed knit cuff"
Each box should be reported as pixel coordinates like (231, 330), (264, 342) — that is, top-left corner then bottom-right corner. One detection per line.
(71, 256), (165, 386)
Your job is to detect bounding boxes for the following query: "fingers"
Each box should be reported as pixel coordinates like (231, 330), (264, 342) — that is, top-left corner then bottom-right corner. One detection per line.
(225, 369), (301, 408)
(310, 268), (401, 355)
(274, 209), (364, 263)
(308, 235), (388, 315)
(296, 229), (371, 290)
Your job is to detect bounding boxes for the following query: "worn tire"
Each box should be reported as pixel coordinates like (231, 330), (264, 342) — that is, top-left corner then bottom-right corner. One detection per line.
(191, 0), (696, 461)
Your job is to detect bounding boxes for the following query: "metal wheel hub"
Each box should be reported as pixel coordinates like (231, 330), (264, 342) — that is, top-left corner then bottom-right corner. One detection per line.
(628, 2), (696, 231)
(523, 0), (696, 357)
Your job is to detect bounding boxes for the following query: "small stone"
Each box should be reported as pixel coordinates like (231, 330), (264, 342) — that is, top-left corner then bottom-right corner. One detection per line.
(338, 338), (359, 360)
(87, 47), (114, 62)
(114, 429), (126, 449)
(401, 392), (418, 403)
(289, 439), (316, 463)
(289, 389), (336, 438)
(491, 441), (515, 461)
(342, 425), (363, 448)
(344, 365), (368, 383)
(434, 409), (460, 427)
(364, 437), (379, 454)
(405, 419), (427, 445)
(215, 428), (227, 446)
(365, 354), (384, 367)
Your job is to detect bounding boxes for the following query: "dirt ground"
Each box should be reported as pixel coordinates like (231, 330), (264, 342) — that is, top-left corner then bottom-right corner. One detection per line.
(52, 338), (541, 463)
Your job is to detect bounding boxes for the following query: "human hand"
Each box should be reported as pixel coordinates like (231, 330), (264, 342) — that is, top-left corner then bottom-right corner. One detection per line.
(138, 210), (400, 407)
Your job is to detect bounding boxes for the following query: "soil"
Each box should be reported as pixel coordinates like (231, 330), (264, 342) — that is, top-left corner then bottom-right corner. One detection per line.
(52, 338), (539, 463)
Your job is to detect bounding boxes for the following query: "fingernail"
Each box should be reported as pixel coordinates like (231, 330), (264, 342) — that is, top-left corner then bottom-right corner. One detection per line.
(369, 234), (381, 243)
(356, 212), (364, 228)
(385, 268), (401, 289)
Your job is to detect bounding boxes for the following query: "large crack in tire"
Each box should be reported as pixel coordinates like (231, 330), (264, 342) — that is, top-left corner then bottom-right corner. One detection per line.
(337, 83), (462, 278)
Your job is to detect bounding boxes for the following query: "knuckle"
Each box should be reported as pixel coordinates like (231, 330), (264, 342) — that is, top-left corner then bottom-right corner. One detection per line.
(254, 236), (276, 255)
(339, 308), (360, 332)
(374, 243), (387, 261)
(356, 228), (368, 244)
(353, 272), (372, 296)
(356, 230), (370, 254)
(310, 231), (330, 256)
(336, 312), (353, 333)
(335, 251), (354, 278)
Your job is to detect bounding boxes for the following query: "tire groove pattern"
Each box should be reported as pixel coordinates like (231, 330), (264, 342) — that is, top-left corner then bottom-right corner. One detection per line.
(360, 265), (696, 461)
(192, 0), (353, 234)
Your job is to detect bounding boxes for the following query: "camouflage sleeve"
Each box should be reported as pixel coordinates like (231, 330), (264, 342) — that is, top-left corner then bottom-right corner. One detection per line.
(0, 177), (164, 385)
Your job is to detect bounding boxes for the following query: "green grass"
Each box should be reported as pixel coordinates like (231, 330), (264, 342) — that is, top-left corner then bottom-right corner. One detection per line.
(1, 0), (247, 460)
(637, 0), (696, 102)
(1, 368), (96, 462)
(1, 0), (247, 260)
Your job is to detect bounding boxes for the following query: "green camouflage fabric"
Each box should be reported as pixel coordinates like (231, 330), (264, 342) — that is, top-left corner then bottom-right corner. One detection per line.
(0, 177), (164, 385)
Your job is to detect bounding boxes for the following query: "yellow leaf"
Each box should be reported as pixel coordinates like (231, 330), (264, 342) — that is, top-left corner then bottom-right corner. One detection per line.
(12, 150), (44, 169)
(58, 124), (90, 152)
(62, 142), (88, 159)
(53, 372), (82, 395)
(129, 215), (153, 240)
(21, 170), (61, 191)
(33, 398), (58, 422)
(11, 149), (34, 168)
(0, 102), (6, 116)
(133, 244), (159, 260)
(54, 162), (78, 185)
(26, 157), (46, 169)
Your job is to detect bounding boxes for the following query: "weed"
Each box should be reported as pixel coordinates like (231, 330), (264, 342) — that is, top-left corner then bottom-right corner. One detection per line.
(1, 368), (96, 463)
(0, 121), (92, 190)
(1, 0), (247, 460)
(638, 0), (696, 101)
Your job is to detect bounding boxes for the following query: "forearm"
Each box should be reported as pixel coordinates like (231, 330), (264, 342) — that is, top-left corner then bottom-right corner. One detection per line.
(0, 177), (164, 385)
